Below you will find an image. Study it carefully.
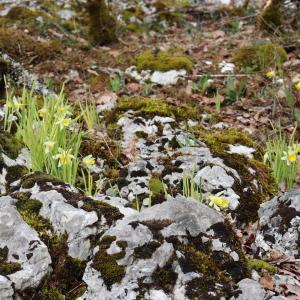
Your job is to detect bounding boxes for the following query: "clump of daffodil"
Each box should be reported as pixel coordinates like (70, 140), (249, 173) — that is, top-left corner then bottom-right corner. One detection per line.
(281, 146), (298, 166)
(53, 148), (75, 167)
(207, 191), (229, 211)
(295, 82), (300, 91)
(44, 140), (56, 154)
(38, 107), (48, 118)
(55, 117), (72, 130)
(266, 70), (275, 79)
(81, 154), (96, 196)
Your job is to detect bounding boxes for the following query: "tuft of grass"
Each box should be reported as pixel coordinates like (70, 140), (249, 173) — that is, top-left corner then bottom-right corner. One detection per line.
(79, 100), (100, 131)
(264, 126), (299, 190)
(182, 171), (203, 202)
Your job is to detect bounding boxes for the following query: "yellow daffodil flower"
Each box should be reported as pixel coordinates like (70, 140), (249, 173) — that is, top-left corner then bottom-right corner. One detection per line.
(82, 155), (95, 169)
(281, 148), (298, 165)
(44, 140), (55, 154)
(208, 195), (229, 208)
(53, 148), (75, 167)
(57, 105), (72, 116)
(207, 191), (229, 211)
(266, 70), (275, 79)
(295, 82), (300, 91)
(38, 107), (48, 118)
(55, 117), (72, 129)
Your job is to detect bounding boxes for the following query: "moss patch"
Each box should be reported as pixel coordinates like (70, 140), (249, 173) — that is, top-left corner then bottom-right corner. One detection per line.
(91, 235), (126, 289)
(133, 241), (161, 259)
(232, 42), (287, 71)
(0, 132), (23, 159)
(247, 258), (277, 274)
(81, 199), (124, 226)
(135, 50), (193, 72)
(0, 28), (61, 63)
(0, 246), (21, 275)
(104, 97), (199, 127)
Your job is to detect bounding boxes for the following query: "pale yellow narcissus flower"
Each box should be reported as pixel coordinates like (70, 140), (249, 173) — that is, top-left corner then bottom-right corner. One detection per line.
(266, 70), (275, 79)
(55, 117), (72, 129)
(53, 148), (75, 167)
(208, 191), (229, 211)
(38, 107), (48, 118)
(57, 105), (72, 116)
(44, 140), (55, 154)
(281, 147), (298, 166)
(82, 155), (95, 169)
(295, 82), (300, 91)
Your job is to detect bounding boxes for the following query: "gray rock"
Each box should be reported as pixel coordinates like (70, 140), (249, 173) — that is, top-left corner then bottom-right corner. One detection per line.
(255, 189), (300, 258)
(30, 189), (98, 260)
(0, 276), (14, 300)
(0, 197), (51, 293)
(231, 278), (266, 300)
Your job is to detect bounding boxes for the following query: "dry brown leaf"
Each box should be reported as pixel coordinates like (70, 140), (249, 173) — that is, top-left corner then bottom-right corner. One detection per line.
(259, 275), (275, 290)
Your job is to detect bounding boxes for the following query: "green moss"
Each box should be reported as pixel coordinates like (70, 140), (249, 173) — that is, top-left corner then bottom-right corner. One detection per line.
(232, 42), (287, 71)
(152, 262), (178, 293)
(81, 199), (124, 226)
(20, 172), (64, 189)
(257, 0), (282, 31)
(91, 235), (126, 289)
(247, 259), (277, 274)
(0, 246), (21, 275)
(86, 0), (117, 45)
(135, 131), (149, 139)
(133, 241), (161, 259)
(105, 97), (198, 124)
(40, 288), (64, 300)
(16, 198), (42, 214)
(135, 50), (193, 72)
(0, 261), (21, 275)
(0, 132), (23, 159)
(199, 128), (256, 154)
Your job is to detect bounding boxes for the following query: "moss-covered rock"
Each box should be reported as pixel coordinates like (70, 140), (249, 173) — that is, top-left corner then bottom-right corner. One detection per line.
(81, 199), (124, 226)
(0, 246), (21, 276)
(194, 127), (276, 223)
(135, 50), (193, 72)
(232, 42), (287, 71)
(91, 235), (126, 289)
(82, 198), (249, 298)
(104, 97), (199, 127)
(0, 28), (61, 63)
(86, 0), (117, 45)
